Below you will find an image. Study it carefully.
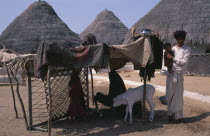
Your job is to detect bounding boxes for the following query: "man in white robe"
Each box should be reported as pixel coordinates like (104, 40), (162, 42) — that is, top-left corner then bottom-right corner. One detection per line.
(166, 30), (191, 122)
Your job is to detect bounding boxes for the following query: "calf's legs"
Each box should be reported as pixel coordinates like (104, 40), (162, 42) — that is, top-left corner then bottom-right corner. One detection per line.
(124, 105), (129, 121)
(147, 98), (155, 121)
(128, 103), (133, 124)
(124, 103), (133, 124)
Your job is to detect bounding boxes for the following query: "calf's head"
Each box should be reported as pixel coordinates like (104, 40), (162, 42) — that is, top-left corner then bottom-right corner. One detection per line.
(113, 95), (127, 107)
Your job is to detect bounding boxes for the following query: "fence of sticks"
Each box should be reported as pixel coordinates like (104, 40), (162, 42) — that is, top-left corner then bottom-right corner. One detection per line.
(6, 55), (90, 136)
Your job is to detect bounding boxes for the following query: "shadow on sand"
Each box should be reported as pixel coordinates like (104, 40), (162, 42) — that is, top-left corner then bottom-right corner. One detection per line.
(52, 109), (210, 136)
(182, 112), (210, 123)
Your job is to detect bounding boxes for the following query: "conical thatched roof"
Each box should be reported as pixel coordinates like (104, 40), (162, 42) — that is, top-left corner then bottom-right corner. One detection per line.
(80, 10), (128, 45)
(123, 0), (210, 54)
(0, 1), (81, 54)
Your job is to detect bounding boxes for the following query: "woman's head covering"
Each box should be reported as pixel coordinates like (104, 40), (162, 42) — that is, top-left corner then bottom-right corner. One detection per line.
(82, 33), (97, 46)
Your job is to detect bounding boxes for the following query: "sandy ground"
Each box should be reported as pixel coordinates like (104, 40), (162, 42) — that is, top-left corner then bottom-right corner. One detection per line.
(0, 71), (210, 136)
(98, 71), (210, 96)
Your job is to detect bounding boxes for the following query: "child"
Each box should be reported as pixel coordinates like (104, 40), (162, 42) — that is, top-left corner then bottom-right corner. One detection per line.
(67, 73), (85, 120)
(163, 42), (174, 74)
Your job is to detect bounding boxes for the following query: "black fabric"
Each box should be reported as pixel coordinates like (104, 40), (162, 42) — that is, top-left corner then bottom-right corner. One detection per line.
(94, 70), (126, 107)
(108, 70), (126, 97)
(150, 36), (163, 69)
(133, 35), (141, 42)
(139, 63), (155, 82)
(35, 41), (110, 79)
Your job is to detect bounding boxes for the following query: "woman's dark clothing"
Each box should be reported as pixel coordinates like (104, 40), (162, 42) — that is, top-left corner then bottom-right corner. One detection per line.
(67, 87), (85, 117)
(67, 74), (85, 117)
(94, 70), (126, 107)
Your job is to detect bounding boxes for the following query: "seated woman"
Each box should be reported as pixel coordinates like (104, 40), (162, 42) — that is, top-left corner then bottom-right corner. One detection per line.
(67, 72), (85, 120)
(94, 70), (126, 108)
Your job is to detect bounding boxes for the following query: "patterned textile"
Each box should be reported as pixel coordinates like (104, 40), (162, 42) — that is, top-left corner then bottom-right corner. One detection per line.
(35, 41), (110, 78)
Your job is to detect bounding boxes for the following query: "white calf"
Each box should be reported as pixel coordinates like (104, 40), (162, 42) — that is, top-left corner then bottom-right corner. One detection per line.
(113, 84), (155, 124)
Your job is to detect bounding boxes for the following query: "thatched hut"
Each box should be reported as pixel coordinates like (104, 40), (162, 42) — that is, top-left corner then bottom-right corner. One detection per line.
(0, 1), (81, 54)
(123, 0), (210, 54)
(80, 9), (128, 45)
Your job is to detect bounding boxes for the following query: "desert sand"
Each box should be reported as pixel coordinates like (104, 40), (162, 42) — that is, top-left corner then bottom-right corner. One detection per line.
(0, 71), (209, 136)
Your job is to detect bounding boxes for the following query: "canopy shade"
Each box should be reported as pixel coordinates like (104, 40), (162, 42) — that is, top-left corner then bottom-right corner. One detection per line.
(35, 41), (110, 78)
(110, 37), (154, 70)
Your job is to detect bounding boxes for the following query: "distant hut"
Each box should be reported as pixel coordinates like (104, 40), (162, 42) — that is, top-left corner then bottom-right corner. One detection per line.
(123, 0), (210, 54)
(0, 1), (81, 54)
(80, 9), (128, 45)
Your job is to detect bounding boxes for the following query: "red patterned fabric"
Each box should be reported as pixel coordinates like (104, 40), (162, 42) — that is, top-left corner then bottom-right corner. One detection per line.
(67, 87), (85, 117)
(67, 75), (85, 117)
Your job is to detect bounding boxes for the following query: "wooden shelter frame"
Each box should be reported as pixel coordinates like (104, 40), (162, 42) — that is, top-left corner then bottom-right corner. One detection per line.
(5, 36), (166, 136)
(6, 58), (91, 136)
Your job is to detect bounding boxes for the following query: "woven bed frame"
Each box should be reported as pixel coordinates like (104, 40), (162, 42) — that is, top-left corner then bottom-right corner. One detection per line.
(6, 57), (90, 136)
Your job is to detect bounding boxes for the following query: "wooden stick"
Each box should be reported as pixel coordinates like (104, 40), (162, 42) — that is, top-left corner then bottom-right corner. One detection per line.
(142, 69), (147, 119)
(27, 71), (33, 130)
(12, 71), (29, 130)
(47, 68), (52, 136)
(86, 68), (89, 108)
(90, 67), (94, 106)
(6, 66), (19, 118)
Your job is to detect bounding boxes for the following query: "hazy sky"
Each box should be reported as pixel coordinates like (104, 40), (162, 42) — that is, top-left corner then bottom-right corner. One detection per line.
(0, 0), (160, 35)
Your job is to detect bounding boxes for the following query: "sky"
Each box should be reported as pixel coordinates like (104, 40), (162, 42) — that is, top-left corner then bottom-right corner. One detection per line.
(0, 0), (160, 35)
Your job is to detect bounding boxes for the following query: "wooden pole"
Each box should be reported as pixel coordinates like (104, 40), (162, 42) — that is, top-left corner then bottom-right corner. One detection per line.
(27, 71), (33, 130)
(6, 66), (18, 118)
(86, 68), (90, 108)
(142, 68), (147, 119)
(90, 67), (94, 106)
(47, 68), (52, 136)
